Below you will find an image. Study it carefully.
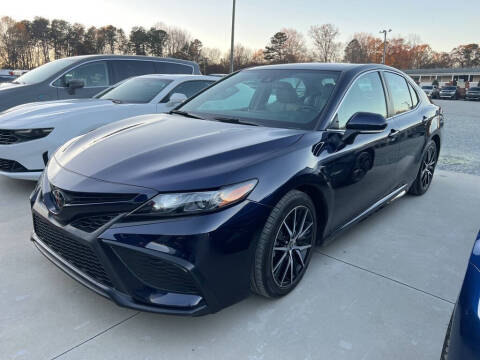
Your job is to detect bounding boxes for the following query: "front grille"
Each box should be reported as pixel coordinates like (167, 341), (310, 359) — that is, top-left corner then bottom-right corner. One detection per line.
(0, 130), (19, 145)
(33, 214), (113, 287)
(50, 185), (139, 205)
(0, 158), (28, 172)
(113, 246), (201, 295)
(71, 214), (119, 233)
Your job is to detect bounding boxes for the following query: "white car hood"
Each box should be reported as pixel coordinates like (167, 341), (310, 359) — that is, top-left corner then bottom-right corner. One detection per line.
(0, 99), (146, 129)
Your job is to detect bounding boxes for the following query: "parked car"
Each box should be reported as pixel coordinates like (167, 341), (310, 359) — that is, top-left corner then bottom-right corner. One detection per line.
(0, 74), (216, 180)
(421, 85), (439, 99)
(30, 63), (442, 315)
(439, 86), (462, 100)
(465, 86), (480, 101)
(441, 231), (480, 360)
(0, 75), (15, 83)
(0, 55), (201, 112)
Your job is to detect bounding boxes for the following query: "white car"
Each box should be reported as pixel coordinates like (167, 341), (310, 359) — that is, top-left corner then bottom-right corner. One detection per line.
(0, 74), (217, 180)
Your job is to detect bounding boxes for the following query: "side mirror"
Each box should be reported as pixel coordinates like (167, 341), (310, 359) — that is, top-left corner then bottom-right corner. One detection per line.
(67, 79), (85, 95)
(346, 112), (387, 133)
(167, 93), (188, 107)
(342, 112), (387, 144)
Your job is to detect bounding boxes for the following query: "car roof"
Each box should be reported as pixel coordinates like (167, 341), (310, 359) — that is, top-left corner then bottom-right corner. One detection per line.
(133, 74), (219, 81)
(64, 54), (198, 66)
(244, 62), (399, 75)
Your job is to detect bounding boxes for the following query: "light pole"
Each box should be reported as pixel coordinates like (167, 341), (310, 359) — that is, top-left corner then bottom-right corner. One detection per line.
(379, 29), (391, 64)
(229, 0), (236, 73)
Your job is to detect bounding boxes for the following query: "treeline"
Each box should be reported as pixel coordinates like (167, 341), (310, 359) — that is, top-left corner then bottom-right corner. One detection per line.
(1, 16), (479, 73)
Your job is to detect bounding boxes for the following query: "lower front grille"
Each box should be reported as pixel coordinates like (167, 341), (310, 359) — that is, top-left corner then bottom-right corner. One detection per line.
(71, 214), (119, 233)
(33, 214), (113, 287)
(113, 246), (201, 295)
(0, 130), (19, 145)
(0, 158), (28, 172)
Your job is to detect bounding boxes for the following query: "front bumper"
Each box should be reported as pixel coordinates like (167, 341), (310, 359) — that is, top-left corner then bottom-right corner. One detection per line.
(30, 168), (272, 315)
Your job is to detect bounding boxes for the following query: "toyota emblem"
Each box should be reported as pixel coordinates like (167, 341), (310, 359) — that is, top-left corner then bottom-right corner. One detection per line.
(51, 189), (65, 212)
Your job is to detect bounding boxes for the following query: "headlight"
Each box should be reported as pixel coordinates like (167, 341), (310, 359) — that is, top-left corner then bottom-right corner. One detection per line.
(14, 128), (53, 140)
(128, 179), (258, 218)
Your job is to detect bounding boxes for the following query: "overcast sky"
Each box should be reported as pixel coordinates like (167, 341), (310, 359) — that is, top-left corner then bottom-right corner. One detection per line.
(3, 0), (478, 53)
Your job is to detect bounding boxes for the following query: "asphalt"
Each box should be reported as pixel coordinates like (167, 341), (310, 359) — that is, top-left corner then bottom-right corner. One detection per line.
(1, 101), (479, 360)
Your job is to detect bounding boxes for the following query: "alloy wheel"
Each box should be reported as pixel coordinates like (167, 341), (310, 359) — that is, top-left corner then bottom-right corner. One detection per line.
(271, 205), (314, 288)
(421, 145), (437, 189)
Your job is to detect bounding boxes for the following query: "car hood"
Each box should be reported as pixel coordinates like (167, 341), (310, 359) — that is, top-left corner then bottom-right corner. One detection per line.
(54, 114), (305, 191)
(0, 81), (23, 90)
(0, 99), (132, 128)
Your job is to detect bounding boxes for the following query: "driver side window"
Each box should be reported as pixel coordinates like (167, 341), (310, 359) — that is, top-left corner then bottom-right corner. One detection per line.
(52, 61), (109, 88)
(332, 72), (387, 129)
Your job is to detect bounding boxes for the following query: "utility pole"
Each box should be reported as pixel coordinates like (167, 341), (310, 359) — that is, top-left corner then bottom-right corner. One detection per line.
(379, 29), (391, 64)
(229, 0), (236, 73)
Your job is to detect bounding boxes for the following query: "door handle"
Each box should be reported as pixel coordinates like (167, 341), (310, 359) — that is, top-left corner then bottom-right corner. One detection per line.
(388, 129), (400, 138)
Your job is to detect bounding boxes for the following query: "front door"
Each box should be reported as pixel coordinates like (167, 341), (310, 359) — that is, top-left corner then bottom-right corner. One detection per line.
(321, 71), (401, 233)
(55, 61), (110, 99)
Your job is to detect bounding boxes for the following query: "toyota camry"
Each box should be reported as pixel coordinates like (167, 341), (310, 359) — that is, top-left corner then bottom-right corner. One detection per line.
(30, 63), (443, 315)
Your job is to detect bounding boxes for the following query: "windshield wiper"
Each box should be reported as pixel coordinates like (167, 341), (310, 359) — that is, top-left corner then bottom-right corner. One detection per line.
(212, 117), (259, 126)
(170, 110), (204, 119)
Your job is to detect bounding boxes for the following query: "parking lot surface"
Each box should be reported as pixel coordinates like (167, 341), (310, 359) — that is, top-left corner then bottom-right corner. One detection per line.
(434, 99), (480, 175)
(1, 101), (479, 360)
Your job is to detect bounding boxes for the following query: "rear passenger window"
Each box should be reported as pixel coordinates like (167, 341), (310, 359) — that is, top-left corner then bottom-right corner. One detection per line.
(332, 72), (387, 129)
(408, 83), (419, 108)
(384, 72), (413, 115)
(155, 62), (194, 74)
(112, 60), (155, 81)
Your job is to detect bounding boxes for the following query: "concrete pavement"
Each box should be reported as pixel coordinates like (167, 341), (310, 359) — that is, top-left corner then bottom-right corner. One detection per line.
(1, 169), (479, 360)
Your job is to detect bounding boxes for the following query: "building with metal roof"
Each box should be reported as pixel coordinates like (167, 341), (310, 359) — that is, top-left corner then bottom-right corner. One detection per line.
(404, 67), (480, 86)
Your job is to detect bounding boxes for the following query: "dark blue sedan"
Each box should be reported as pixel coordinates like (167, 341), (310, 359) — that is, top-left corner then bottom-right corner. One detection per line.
(30, 63), (443, 315)
(442, 231), (480, 359)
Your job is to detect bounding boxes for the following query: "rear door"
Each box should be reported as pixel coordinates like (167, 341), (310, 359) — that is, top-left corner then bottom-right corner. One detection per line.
(55, 61), (111, 99)
(154, 61), (195, 75)
(382, 72), (433, 185)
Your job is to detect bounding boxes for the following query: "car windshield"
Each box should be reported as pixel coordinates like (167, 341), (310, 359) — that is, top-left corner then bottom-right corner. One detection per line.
(443, 86), (456, 90)
(469, 87), (480, 91)
(178, 69), (340, 130)
(422, 86), (433, 89)
(98, 77), (173, 103)
(13, 57), (78, 85)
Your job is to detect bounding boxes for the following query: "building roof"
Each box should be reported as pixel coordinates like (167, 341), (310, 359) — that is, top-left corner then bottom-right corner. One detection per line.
(404, 67), (480, 75)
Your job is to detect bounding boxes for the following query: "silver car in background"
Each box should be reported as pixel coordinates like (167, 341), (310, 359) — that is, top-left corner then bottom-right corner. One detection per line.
(0, 55), (201, 112)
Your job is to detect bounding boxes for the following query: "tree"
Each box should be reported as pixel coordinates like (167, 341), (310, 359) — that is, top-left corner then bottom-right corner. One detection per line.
(309, 24), (340, 62)
(115, 28), (129, 54)
(162, 25), (191, 57)
(344, 39), (363, 63)
(102, 25), (117, 54)
(451, 44), (480, 68)
(31, 17), (50, 63)
(263, 32), (288, 63)
(146, 27), (168, 57)
(50, 19), (69, 59)
(129, 26), (148, 55)
(281, 28), (307, 62)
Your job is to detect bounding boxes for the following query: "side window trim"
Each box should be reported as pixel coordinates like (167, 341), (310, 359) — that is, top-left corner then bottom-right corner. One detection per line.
(50, 60), (110, 88)
(329, 70), (388, 129)
(160, 80), (210, 103)
(382, 70), (421, 119)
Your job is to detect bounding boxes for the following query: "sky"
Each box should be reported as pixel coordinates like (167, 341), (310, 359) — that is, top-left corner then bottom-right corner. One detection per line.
(3, 0), (479, 53)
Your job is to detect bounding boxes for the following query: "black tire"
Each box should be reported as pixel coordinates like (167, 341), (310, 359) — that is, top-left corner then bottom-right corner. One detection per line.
(251, 190), (317, 298)
(409, 140), (438, 196)
(440, 313), (452, 360)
